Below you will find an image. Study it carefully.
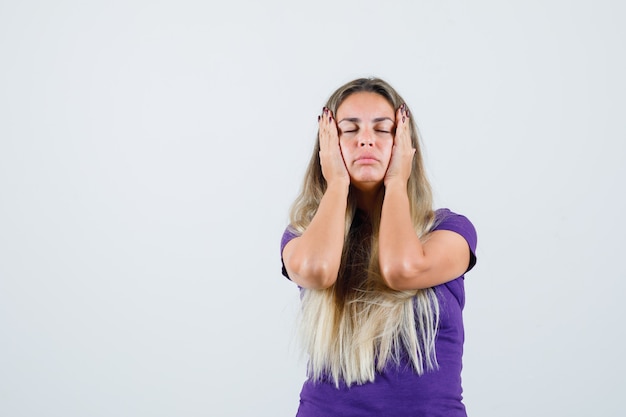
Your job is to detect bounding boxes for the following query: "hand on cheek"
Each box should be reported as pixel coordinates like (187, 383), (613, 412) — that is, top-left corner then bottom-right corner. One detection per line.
(318, 107), (350, 188)
(384, 104), (415, 186)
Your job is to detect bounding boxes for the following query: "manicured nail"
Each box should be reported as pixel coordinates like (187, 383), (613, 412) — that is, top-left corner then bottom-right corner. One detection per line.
(402, 116), (405, 122)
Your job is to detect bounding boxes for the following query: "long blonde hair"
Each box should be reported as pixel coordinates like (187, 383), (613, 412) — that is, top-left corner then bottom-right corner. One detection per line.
(289, 78), (438, 387)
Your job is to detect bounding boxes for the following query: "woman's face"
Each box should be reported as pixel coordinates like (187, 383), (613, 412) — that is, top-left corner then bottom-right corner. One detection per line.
(336, 92), (396, 192)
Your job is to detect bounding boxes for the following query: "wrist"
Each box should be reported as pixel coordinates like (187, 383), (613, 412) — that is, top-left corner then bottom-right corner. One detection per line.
(384, 177), (408, 191)
(325, 180), (350, 195)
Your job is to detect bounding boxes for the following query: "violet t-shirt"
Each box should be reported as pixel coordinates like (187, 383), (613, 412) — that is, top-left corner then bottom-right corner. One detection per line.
(280, 209), (477, 417)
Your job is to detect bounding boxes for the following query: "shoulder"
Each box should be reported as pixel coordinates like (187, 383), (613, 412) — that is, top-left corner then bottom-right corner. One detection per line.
(280, 226), (302, 281)
(280, 225), (301, 252)
(433, 208), (477, 252)
(433, 208), (478, 272)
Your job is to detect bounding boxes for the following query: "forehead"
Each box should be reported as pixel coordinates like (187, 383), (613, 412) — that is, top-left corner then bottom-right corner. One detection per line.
(336, 92), (395, 120)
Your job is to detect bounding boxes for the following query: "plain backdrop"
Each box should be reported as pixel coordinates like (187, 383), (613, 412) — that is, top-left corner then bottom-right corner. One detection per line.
(1, 1), (625, 416)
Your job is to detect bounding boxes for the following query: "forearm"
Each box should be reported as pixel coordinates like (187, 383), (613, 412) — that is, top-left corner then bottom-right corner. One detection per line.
(379, 181), (426, 290)
(284, 182), (349, 289)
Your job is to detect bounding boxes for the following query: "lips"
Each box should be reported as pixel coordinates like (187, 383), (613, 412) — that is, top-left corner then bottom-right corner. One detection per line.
(355, 153), (379, 164)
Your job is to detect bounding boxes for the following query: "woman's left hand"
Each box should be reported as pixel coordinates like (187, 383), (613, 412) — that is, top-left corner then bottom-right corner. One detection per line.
(384, 104), (415, 186)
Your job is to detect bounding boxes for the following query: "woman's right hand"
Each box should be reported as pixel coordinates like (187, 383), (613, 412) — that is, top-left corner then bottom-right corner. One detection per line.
(281, 108), (350, 290)
(318, 107), (350, 188)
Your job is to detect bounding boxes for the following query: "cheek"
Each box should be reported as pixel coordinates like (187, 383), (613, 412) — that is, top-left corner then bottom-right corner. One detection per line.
(381, 141), (394, 165)
(338, 140), (350, 158)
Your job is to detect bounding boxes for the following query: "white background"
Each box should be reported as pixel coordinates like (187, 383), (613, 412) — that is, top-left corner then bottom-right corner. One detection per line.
(1, 1), (625, 416)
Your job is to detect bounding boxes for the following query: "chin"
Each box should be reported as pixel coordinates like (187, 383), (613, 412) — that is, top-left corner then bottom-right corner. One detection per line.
(350, 177), (384, 192)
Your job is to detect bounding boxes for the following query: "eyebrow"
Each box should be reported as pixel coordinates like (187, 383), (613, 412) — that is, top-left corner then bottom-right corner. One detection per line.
(337, 117), (394, 124)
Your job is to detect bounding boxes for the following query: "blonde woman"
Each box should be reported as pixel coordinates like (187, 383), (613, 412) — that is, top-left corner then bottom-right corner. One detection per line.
(281, 77), (477, 416)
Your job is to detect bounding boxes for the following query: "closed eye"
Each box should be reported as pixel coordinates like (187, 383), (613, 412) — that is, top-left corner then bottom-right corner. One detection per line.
(374, 122), (394, 134)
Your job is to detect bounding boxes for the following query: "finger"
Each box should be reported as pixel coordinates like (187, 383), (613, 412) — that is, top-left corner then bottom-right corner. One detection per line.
(318, 110), (325, 131)
(394, 105), (412, 145)
(319, 108), (335, 129)
(324, 108), (335, 128)
(396, 103), (410, 124)
(318, 108), (339, 152)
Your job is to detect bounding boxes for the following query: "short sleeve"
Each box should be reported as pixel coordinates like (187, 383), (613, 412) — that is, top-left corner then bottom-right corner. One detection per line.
(280, 226), (301, 280)
(433, 208), (478, 273)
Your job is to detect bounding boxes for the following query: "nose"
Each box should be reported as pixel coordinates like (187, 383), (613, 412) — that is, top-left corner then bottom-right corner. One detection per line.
(358, 129), (374, 147)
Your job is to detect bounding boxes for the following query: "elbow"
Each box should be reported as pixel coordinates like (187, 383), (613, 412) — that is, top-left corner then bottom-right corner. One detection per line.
(380, 259), (429, 291)
(287, 256), (338, 289)
(301, 263), (337, 289)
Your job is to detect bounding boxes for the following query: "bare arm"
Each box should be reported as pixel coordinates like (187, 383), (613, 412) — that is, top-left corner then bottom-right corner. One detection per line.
(379, 105), (470, 290)
(282, 109), (349, 289)
(379, 183), (470, 290)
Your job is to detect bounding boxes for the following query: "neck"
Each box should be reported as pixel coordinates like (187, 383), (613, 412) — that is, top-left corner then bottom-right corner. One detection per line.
(353, 185), (382, 214)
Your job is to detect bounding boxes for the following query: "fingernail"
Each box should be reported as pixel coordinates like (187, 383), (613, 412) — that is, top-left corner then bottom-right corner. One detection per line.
(402, 116), (406, 122)
(406, 110), (410, 117)
(318, 115), (321, 121)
